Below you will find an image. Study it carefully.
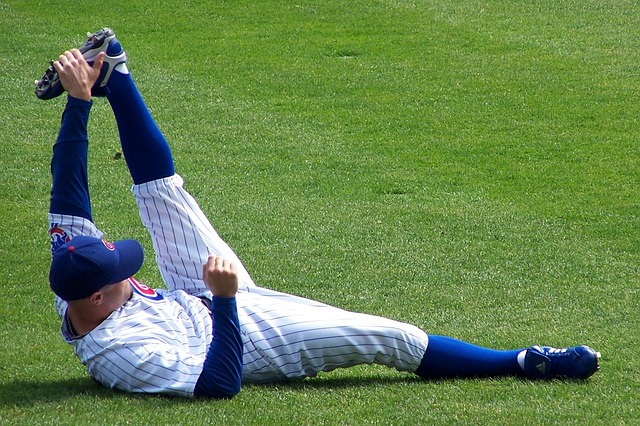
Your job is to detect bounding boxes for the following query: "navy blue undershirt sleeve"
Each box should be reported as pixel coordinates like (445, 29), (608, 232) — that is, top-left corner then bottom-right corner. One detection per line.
(49, 96), (93, 220)
(194, 297), (243, 398)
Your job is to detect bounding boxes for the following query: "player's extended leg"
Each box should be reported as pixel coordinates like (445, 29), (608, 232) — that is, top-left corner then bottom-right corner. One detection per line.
(237, 287), (525, 382)
(101, 34), (256, 293)
(237, 288), (430, 382)
(415, 335), (601, 380)
(416, 335), (523, 378)
(238, 288), (600, 381)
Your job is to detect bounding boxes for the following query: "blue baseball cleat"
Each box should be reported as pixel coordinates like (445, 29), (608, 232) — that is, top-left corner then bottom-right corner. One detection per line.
(524, 345), (601, 379)
(35, 28), (127, 100)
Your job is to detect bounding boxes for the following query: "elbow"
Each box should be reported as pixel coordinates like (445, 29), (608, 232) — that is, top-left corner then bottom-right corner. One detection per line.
(214, 381), (241, 399)
(196, 385), (240, 399)
(193, 378), (241, 399)
(224, 383), (241, 398)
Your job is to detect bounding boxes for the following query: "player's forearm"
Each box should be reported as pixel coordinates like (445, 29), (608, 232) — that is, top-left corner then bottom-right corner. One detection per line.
(193, 297), (243, 398)
(56, 96), (92, 144)
(50, 96), (93, 219)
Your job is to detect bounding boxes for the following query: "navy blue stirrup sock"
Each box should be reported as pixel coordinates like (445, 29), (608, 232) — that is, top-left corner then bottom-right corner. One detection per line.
(106, 69), (174, 185)
(50, 97), (93, 220)
(415, 335), (524, 378)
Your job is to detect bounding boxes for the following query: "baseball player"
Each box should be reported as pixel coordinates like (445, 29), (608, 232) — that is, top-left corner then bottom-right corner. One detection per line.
(37, 29), (600, 398)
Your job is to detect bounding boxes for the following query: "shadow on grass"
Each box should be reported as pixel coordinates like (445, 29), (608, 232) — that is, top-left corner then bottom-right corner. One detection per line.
(246, 375), (423, 391)
(0, 375), (422, 406)
(0, 377), (106, 407)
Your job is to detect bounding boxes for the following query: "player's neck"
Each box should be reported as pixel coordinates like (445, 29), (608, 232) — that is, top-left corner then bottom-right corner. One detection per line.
(66, 282), (132, 335)
(66, 304), (111, 336)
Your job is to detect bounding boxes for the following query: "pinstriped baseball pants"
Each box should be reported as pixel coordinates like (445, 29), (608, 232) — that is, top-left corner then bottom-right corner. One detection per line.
(134, 174), (429, 382)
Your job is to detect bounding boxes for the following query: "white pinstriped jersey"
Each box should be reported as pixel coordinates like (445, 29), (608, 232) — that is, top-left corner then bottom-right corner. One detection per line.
(54, 281), (211, 397)
(51, 174), (429, 397)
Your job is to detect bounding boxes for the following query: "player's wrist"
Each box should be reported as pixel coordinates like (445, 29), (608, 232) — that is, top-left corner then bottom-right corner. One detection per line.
(67, 93), (92, 104)
(212, 295), (237, 302)
(68, 90), (92, 102)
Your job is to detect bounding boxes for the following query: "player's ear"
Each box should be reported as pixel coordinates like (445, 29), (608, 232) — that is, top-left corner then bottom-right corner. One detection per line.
(88, 291), (104, 305)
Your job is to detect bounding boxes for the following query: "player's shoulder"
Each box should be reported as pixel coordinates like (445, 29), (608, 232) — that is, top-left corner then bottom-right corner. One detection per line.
(54, 296), (68, 320)
(128, 277), (165, 301)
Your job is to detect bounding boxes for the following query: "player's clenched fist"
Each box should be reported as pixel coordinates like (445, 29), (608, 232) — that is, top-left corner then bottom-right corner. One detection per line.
(202, 255), (238, 298)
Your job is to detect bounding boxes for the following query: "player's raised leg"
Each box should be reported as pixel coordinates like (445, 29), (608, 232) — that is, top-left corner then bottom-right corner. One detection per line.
(37, 28), (175, 189)
(97, 31), (256, 293)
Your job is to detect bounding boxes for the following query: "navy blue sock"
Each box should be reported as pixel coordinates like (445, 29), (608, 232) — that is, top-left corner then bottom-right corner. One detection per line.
(106, 66), (174, 184)
(50, 97), (93, 220)
(415, 335), (525, 379)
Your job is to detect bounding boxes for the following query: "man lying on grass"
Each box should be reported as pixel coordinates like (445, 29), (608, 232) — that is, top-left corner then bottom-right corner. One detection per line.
(37, 28), (600, 398)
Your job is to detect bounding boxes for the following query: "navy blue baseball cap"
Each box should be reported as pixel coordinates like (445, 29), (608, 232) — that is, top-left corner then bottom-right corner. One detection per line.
(49, 235), (144, 301)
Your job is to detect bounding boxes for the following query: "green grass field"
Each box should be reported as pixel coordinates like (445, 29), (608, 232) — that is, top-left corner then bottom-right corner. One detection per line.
(1, 0), (638, 424)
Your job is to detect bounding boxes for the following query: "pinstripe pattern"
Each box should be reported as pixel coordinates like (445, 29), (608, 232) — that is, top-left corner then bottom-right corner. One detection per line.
(132, 175), (256, 293)
(236, 287), (428, 382)
(51, 174), (429, 396)
(134, 175), (428, 381)
(55, 283), (212, 397)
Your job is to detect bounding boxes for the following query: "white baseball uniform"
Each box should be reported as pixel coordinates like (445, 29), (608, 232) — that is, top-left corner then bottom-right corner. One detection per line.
(51, 173), (430, 397)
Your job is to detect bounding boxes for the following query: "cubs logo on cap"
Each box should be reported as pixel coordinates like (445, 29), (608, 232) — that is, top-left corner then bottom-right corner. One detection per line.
(49, 235), (144, 301)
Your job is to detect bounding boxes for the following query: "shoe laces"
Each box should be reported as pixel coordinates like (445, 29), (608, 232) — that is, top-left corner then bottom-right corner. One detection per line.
(540, 346), (580, 375)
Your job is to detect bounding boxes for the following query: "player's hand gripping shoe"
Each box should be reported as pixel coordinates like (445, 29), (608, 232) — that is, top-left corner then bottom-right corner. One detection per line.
(35, 28), (127, 100)
(524, 345), (600, 379)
